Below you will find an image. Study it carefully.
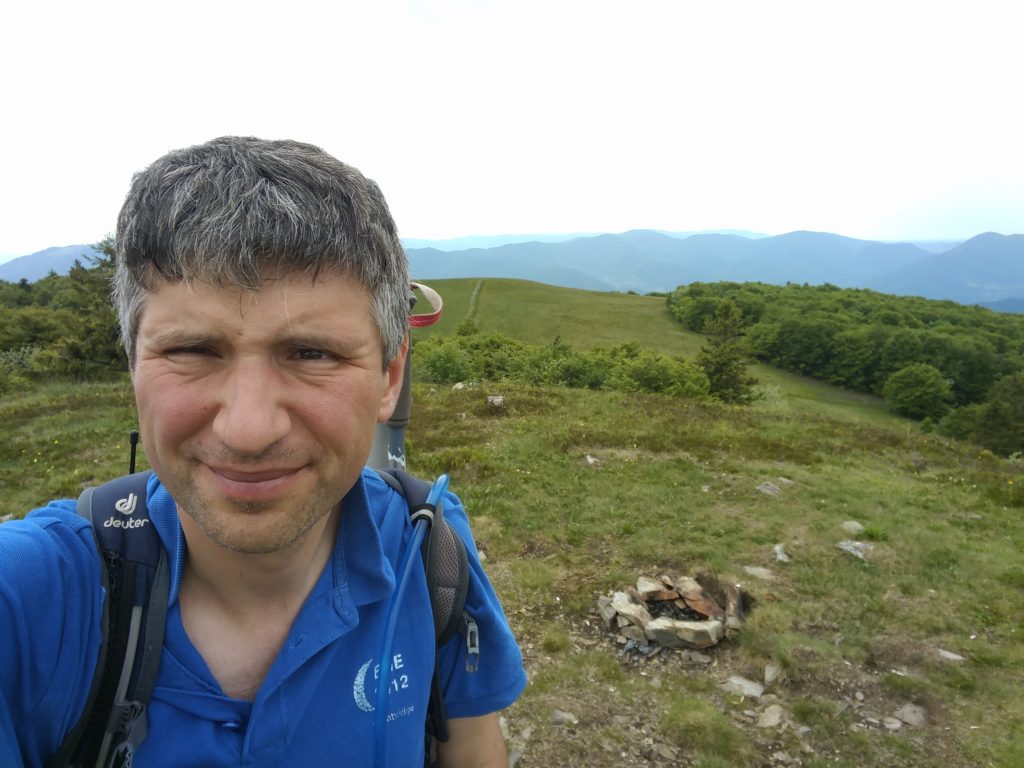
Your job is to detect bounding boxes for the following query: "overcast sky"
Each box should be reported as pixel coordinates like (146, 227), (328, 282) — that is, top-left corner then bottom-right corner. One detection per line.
(1, 0), (1021, 261)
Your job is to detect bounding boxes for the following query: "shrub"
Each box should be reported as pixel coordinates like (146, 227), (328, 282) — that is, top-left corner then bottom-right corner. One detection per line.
(936, 404), (984, 441)
(882, 363), (952, 420)
(974, 373), (1024, 456)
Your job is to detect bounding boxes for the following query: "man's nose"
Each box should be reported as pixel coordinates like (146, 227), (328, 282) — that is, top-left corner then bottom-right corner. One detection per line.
(211, 360), (292, 456)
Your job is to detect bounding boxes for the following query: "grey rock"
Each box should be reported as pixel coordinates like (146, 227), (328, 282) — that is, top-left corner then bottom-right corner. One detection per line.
(652, 744), (678, 760)
(836, 540), (873, 559)
(743, 566), (776, 581)
(757, 481), (782, 497)
(611, 590), (653, 628)
(551, 709), (579, 726)
(771, 751), (794, 764)
(721, 675), (764, 699)
(764, 664), (782, 686)
(596, 595), (618, 629)
(0, 514), (14, 524)
(645, 617), (724, 649)
(486, 395), (505, 408)
(883, 717), (903, 731)
(757, 704), (785, 728)
(937, 648), (966, 662)
(773, 543), (791, 563)
(840, 520), (866, 535)
(895, 703), (927, 727)
(620, 625), (646, 643)
(688, 651), (713, 664)
(776, 477), (795, 486)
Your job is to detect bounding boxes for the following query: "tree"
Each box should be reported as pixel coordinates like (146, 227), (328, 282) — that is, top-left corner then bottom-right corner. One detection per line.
(696, 300), (758, 403)
(974, 373), (1024, 456)
(882, 363), (952, 420)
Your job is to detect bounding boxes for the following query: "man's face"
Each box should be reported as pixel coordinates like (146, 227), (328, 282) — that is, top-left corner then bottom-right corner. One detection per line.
(131, 272), (406, 555)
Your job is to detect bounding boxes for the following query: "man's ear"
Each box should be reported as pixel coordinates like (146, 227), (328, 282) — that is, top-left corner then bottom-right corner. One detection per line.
(377, 333), (410, 423)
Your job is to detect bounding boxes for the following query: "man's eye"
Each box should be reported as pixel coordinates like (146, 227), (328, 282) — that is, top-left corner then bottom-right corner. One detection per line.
(296, 348), (334, 361)
(167, 346), (210, 356)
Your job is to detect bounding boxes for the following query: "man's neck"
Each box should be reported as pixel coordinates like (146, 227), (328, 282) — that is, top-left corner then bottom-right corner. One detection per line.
(179, 507), (340, 619)
(175, 508), (341, 700)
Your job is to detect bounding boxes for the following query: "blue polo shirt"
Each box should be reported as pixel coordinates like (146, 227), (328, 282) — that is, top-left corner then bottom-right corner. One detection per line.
(0, 469), (526, 767)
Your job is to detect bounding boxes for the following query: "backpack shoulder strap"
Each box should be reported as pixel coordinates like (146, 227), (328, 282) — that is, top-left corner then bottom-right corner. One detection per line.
(49, 472), (170, 768)
(376, 468), (475, 754)
(377, 468), (470, 646)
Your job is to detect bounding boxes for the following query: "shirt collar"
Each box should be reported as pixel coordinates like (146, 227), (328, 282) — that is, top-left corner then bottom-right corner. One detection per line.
(146, 469), (397, 612)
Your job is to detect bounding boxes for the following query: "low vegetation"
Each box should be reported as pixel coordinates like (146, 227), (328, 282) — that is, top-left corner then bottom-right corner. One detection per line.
(2, 271), (1022, 766)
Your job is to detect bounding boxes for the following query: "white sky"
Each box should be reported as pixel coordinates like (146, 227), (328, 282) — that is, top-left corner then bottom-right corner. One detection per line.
(1, 0), (1021, 259)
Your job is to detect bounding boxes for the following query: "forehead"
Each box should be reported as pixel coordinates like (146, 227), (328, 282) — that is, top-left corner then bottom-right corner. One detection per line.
(137, 271), (376, 336)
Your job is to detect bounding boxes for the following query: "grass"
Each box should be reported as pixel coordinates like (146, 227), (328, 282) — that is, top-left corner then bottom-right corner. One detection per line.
(4, 280), (1024, 766)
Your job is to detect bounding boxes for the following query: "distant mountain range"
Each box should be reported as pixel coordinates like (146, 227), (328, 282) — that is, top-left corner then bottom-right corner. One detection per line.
(4, 231), (1022, 310)
(0, 245), (103, 282)
(405, 230), (1024, 308)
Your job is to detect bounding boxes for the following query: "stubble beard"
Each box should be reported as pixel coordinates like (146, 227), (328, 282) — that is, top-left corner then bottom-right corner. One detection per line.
(174, 472), (341, 556)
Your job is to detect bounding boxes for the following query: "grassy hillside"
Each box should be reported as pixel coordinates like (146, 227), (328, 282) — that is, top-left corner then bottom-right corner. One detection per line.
(415, 278), (896, 426)
(3, 280), (1022, 767)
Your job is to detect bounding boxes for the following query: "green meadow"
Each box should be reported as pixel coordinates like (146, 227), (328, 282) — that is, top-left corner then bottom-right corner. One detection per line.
(3, 279), (1022, 767)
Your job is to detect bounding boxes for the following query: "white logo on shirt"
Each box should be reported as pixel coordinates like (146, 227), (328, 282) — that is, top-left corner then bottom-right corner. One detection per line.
(352, 654), (412, 714)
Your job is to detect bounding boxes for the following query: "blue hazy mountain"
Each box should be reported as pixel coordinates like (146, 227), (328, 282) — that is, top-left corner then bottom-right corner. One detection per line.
(0, 245), (103, 282)
(7, 231), (1022, 309)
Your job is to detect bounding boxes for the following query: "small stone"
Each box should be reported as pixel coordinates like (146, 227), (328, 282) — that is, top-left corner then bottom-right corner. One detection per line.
(477, 549), (487, 563)
(611, 590), (653, 628)
(452, 382), (465, 390)
(764, 664), (782, 685)
(551, 709), (578, 726)
(688, 651), (713, 664)
(0, 514), (14, 524)
(757, 481), (782, 497)
(854, 691), (865, 702)
(895, 703), (927, 727)
(486, 395), (504, 408)
(721, 676), (764, 699)
(596, 596), (618, 629)
(883, 717), (902, 731)
(645, 617), (724, 649)
(841, 520), (866, 535)
(757, 704), (784, 728)
(621, 625), (646, 643)
(773, 543), (791, 563)
(772, 751), (794, 764)
(743, 566), (776, 581)
(585, 454), (601, 467)
(638, 574), (680, 601)
(836, 540), (873, 560)
(937, 648), (966, 662)
(701, 484), (711, 493)
(776, 477), (795, 486)
(652, 744), (678, 760)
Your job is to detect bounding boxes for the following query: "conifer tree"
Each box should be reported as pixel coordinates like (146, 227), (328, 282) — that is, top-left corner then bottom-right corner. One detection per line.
(696, 299), (758, 403)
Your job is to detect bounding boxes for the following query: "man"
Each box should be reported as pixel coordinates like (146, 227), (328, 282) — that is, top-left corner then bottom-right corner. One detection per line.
(0, 137), (526, 767)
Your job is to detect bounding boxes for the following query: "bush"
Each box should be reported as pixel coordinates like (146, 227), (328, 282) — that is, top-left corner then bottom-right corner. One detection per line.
(974, 373), (1024, 456)
(882, 363), (952, 420)
(936, 404), (984, 441)
(415, 338), (473, 384)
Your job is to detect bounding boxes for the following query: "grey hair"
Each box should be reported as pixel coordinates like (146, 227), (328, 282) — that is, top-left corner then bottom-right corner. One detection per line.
(113, 136), (409, 366)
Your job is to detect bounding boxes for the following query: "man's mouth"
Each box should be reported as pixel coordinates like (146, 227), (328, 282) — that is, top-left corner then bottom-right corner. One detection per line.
(204, 464), (306, 501)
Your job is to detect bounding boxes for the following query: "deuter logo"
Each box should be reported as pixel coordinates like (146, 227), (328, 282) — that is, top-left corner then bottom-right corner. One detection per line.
(115, 493), (139, 515)
(104, 516), (150, 530)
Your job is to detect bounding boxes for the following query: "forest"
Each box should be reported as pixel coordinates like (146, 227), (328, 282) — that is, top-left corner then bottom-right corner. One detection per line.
(668, 281), (1024, 453)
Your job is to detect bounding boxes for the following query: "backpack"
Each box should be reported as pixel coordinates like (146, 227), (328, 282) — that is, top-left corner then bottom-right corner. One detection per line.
(48, 468), (475, 768)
